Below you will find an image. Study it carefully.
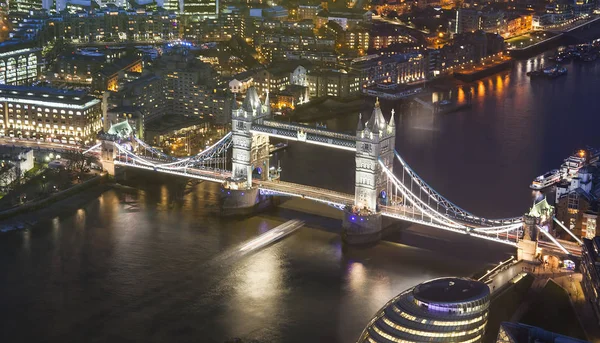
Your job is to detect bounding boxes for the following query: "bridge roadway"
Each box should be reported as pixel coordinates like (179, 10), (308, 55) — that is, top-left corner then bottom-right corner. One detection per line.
(113, 161), (584, 255)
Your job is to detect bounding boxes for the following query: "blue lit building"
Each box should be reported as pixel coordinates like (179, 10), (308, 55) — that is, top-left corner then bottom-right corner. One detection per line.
(358, 278), (490, 343)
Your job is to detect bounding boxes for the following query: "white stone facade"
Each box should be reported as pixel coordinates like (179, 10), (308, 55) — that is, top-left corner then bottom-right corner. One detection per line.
(354, 100), (395, 212)
(231, 87), (271, 188)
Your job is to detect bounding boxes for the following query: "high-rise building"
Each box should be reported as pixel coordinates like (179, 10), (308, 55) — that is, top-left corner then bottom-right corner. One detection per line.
(9, 0), (43, 14)
(183, 0), (218, 20)
(162, 0), (180, 12)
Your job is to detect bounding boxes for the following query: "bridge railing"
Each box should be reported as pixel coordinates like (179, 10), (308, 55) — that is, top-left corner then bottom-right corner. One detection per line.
(261, 120), (357, 141)
(252, 124), (356, 149)
(259, 180), (354, 201)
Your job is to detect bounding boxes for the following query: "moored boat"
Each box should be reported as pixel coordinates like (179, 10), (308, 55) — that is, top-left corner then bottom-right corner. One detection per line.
(530, 169), (561, 190)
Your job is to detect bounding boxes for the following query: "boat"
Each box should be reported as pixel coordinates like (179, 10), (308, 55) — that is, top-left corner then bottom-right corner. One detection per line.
(439, 100), (452, 106)
(530, 169), (561, 190)
(560, 153), (586, 177)
(547, 66), (567, 78)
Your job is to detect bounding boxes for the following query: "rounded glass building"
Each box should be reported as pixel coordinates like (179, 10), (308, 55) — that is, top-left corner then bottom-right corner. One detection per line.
(358, 278), (490, 343)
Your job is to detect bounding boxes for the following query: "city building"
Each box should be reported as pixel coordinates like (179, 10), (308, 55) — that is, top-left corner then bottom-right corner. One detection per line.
(350, 55), (400, 87)
(345, 26), (370, 52)
(306, 68), (360, 98)
(0, 84), (102, 144)
(315, 9), (372, 31)
(106, 106), (144, 138)
(252, 62), (308, 95)
(9, 0), (43, 14)
(271, 84), (309, 109)
(94, 56), (143, 92)
(555, 167), (600, 239)
(183, 0), (219, 20)
(297, 3), (322, 20)
(110, 73), (165, 124)
(496, 322), (589, 342)
(457, 8), (482, 34)
(582, 236), (600, 325)
(397, 53), (426, 84)
(0, 148), (34, 190)
(58, 7), (179, 43)
(154, 54), (232, 124)
(263, 6), (289, 21)
(358, 277), (490, 343)
(369, 22), (425, 50)
(229, 70), (254, 94)
(0, 41), (41, 85)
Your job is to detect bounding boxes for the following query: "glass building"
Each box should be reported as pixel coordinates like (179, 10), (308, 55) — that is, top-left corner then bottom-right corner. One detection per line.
(358, 278), (490, 343)
(0, 44), (41, 86)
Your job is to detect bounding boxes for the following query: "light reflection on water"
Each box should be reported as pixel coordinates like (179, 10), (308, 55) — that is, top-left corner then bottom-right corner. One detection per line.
(0, 181), (510, 343)
(4, 54), (600, 343)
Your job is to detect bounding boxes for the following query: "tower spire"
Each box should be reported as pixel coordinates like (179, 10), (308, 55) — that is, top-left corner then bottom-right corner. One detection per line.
(389, 108), (395, 128)
(357, 113), (363, 131)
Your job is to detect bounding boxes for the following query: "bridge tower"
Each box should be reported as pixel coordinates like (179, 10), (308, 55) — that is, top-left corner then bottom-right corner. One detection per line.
(231, 87), (271, 188)
(354, 98), (396, 212)
(100, 140), (117, 176)
(343, 99), (396, 244)
(518, 197), (553, 261)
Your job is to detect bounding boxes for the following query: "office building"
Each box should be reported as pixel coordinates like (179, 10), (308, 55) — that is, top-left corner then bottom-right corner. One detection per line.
(358, 278), (490, 343)
(0, 42), (41, 86)
(307, 69), (360, 98)
(183, 0), (218, 20)
(9, 0), (43, 14)
(0, 85), (102, 144)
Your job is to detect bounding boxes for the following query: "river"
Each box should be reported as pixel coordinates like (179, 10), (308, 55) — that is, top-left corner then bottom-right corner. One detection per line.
(1, 54), (599, 343)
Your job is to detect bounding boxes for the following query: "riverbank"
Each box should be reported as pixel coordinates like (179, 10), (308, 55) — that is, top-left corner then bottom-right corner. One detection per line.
(0, 175), (112, 232)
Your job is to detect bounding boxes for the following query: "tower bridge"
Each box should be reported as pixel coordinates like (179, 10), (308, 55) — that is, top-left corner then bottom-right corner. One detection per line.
(97, 87), (580, 260)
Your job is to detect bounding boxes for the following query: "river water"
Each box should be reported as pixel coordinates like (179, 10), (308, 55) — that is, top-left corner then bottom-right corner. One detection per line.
(1, 54), (599, 343)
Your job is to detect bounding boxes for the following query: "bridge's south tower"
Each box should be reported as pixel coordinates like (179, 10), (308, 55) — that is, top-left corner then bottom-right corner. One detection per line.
(354, 99), (396, 212)
(231, 87), (271, 188)
(344, 99), (396, 244)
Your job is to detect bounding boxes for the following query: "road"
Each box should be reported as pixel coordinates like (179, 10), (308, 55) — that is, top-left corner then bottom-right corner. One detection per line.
(0, 137), (89, 152)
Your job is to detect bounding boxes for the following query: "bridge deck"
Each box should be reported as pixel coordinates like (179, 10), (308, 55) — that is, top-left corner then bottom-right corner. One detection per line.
(258, 180), (354, 206)
(251, 121), (356, 151)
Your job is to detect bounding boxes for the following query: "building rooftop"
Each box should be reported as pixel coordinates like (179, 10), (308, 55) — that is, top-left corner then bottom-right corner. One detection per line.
(413, 277), (490, 304)
(0, 40), (38, 57)
(0, 84), (99, 108)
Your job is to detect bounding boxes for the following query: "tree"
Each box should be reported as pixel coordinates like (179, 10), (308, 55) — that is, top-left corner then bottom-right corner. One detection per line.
(63, 150), (99, 176)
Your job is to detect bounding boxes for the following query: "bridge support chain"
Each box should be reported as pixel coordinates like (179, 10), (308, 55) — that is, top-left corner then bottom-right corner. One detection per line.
(342, 210), (383, 245)
(517, 215), (539, 262)
(219, 184), (279, 216)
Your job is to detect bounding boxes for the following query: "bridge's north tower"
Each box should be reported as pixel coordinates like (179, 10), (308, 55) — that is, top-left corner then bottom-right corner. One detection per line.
(231, 87), (271, 187)
(355, 99), (396, 212)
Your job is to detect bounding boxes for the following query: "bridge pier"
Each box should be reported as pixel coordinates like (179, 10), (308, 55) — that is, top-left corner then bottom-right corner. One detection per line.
(342, 211), (382, 244)
(219, 183), (275, 216)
